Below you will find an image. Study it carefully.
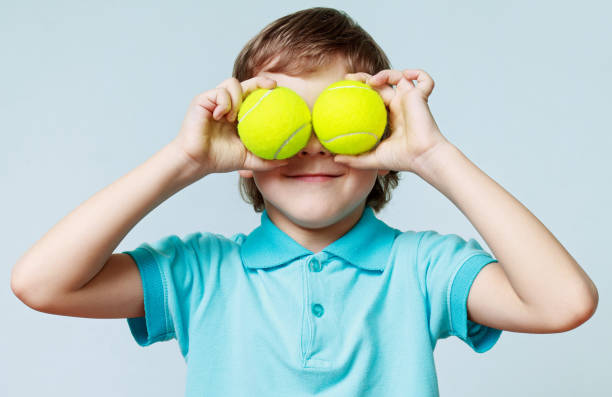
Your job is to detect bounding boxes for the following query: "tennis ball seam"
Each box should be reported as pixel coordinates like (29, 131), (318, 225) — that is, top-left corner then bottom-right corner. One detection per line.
(237, 87), (312, 160)
(312, 80), (386, 155)
(274, 122), (310, 159)
(320, 131), (381, 144)
(237, 90), (273, 124)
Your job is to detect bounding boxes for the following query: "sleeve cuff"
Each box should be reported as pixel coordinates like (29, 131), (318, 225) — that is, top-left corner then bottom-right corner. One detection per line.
(449, 254), (502, 353)
(123, 247), (174, 346)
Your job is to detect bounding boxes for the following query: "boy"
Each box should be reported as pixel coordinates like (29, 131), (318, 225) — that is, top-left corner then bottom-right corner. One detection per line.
(11, 7), (598, 397)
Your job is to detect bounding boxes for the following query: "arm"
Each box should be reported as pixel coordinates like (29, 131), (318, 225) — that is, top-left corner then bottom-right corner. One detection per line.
(10, 141), (204, 313)
(11, 75), (286, 318)
(412, 141), (599, 332)
(337, 68), (598, 333)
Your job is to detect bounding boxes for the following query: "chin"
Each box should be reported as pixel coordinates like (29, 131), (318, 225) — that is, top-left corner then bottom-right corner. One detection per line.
(266, 197), (360, 230)
(288, 210), (341, 230)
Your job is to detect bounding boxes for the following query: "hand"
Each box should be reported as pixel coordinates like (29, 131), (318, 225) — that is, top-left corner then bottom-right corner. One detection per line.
(333, 69), (450, 173)
(171, 76), (290, 175)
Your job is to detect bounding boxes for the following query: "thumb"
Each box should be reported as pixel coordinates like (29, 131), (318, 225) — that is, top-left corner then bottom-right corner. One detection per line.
(244, 153), (289, 171)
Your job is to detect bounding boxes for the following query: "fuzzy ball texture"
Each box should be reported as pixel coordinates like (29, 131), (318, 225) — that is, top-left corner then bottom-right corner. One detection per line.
(312, 80), (387, 155)
(237, 86), (312, 160)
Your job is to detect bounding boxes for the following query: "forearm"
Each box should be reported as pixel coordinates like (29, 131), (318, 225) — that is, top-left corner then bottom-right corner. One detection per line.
(11, 140), (204, 299)
(412, 141), (598, 314)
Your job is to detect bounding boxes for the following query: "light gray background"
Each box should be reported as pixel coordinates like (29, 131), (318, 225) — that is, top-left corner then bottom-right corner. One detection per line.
(2, 0), (610, 395)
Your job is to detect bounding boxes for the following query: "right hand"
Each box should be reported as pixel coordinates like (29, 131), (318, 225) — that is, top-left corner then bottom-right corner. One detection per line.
(172, 76), (289, 175)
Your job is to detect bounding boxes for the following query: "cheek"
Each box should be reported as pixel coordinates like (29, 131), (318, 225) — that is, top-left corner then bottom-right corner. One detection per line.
(252, 171), (283, 194)
(350, 169), (379, 191)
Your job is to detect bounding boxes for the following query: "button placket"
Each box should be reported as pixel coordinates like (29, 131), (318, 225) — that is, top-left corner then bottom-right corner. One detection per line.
(311, 303), (324, 317)
(308, 258), (325, 317)
(309, 257), (322, 272)
(301, 254), (333, 367)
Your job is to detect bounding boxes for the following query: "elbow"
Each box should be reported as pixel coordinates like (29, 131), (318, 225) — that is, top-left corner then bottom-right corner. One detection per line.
(10, 270), (29, 303)
(11, 277), (34, 309)
(555, 284), (599, 333)
(578, 281), (599, 324)
(11, 277), (33, 309)
(11, 275), (50, 312)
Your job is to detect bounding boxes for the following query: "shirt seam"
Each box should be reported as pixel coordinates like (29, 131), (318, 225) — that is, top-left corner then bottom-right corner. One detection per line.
(414, 231), (428, 300)
(141, 245), (174, 339)
(446, 252), (493, 336)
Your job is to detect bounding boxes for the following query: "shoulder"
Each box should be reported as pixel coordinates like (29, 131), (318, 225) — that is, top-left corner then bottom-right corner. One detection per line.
(388, 229), (484, 267)
(384, 228), (476, 251)
(388, 229), (428, 252)
(414, 230), (487, 261)
(139, 231), (246, 263)
(180, 231), (248, 261)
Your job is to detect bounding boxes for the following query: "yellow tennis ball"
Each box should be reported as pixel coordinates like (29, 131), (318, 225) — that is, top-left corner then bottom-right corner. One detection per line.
(312, 80), (387, 155)
(237, 86), (312, 160)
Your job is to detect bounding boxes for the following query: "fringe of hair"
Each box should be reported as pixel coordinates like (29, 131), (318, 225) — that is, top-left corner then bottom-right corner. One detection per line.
(233, 7), (401, 213)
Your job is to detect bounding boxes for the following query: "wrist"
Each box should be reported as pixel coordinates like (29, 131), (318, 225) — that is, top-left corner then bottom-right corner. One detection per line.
(165, 140), (210, 186)
(410, 138), (457, 178)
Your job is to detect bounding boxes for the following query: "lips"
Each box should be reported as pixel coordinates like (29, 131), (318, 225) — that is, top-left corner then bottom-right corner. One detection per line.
(289, 174), (340, 182)
(285, 171), (344, 183)
(288, 173), (342, 177)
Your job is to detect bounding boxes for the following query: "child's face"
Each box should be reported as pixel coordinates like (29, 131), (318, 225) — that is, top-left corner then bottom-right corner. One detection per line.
(238, 57), (389, 230)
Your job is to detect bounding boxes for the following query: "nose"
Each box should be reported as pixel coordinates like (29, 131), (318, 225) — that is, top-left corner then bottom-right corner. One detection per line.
(297, 132), (332, 157)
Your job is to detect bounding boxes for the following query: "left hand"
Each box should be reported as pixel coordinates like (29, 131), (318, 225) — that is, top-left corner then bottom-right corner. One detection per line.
(334, 69), (449, 173)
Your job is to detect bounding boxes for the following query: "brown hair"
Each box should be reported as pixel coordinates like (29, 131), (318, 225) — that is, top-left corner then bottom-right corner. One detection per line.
(232, 7), (401, 213)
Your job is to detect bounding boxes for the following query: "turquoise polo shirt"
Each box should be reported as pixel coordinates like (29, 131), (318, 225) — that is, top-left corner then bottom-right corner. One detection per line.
(123, 206), (502, 396)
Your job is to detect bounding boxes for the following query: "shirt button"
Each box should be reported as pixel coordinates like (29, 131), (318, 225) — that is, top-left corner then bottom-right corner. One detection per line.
(309, 258), (322, 272)
(311, 303), (324, 317)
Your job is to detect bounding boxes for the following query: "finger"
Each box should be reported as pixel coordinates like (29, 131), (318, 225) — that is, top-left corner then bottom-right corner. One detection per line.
(191, 91), (217, 114)
(397, 77), (412, 93)
(333, 150), (381, 170)
(344, 72), (372, 82)
(211, 88), (232, 120)
(367, 69), (415, 89)
(402, 69), (435, 97)
(345, 72), (395, 107)
(240, 75), (277, 99)
(244, 152), (289, 171)
(216, 77), (243, 123)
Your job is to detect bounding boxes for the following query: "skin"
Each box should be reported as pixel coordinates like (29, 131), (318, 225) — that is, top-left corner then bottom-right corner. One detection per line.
(197, 61), (598, 332)
(237, 59), (390, 253)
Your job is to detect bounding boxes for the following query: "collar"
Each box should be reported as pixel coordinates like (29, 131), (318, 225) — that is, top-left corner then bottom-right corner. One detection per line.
(240, 206), (400, 271)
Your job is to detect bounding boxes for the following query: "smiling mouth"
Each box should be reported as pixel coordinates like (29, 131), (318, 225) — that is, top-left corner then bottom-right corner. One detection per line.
(288, 174), (342, 182)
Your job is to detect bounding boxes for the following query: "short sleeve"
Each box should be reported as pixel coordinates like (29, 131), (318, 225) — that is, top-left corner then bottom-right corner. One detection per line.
(416, 230), (502, 353)
(122, 232), (208, 357)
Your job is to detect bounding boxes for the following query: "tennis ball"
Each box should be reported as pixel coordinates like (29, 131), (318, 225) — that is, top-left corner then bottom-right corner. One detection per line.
(237, 86), (312, 160)
(312, 80), (387, 155)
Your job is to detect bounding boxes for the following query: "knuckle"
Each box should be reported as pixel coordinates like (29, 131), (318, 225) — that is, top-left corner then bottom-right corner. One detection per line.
(221, 76), (236, 85)
(192, 92), (208, 103)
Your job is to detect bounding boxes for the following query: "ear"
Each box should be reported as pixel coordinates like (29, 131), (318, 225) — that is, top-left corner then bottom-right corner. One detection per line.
(377, 169), (390, 177)
(238, 170), (254, 178)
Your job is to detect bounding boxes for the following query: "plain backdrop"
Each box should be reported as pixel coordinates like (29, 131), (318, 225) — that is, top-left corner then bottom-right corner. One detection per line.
(2, 1), (610, 396)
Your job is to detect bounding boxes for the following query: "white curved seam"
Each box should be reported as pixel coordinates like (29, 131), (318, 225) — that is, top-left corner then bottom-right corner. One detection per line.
(274, 123), (309, 159)
(238, 90), (273, 124)
(321, 131), (380, 143)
